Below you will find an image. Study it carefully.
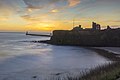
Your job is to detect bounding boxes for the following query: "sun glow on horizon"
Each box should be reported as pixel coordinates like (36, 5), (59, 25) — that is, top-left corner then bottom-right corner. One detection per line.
(0, 0), (120, 31)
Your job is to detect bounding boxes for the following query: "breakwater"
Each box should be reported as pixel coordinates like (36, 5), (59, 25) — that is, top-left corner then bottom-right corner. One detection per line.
(26, 33), (51, 37)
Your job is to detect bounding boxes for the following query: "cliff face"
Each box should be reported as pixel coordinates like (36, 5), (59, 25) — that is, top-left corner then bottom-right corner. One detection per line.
(49, 29), (120, 47)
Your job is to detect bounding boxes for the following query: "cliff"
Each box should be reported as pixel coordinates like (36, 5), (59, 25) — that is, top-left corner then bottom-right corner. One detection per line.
(48, 28), (120, 47)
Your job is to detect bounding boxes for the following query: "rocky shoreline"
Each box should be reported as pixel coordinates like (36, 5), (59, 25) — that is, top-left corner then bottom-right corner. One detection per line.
(76, 48), (120, 80)
(86, 47), (120, 61)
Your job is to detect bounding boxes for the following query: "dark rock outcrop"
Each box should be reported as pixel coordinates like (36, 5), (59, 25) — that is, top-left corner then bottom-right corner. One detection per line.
(48, 28), (120, 47)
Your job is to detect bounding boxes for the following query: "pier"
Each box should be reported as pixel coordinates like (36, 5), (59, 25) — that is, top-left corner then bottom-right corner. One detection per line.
(26, 32), (51, 37)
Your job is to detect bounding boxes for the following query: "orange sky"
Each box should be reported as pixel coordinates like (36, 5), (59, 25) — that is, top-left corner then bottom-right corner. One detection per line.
(0, 0), (120, 31)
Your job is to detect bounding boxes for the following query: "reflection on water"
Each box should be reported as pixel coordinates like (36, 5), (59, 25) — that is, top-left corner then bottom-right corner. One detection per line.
(0, 32), (109, 80)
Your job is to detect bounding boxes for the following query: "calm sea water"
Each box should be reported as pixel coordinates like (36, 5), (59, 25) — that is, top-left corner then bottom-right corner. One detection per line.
(0, 32), (109, 80)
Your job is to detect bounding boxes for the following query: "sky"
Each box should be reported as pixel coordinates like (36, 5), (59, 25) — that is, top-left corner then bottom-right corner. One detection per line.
(0, 0), (120, 31)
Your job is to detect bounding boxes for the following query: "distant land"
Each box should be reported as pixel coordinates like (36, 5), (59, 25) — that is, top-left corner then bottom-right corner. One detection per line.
(39, 22), (120, 47)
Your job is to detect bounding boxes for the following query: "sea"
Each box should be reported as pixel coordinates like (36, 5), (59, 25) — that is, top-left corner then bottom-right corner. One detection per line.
(0, 32), (109, 80)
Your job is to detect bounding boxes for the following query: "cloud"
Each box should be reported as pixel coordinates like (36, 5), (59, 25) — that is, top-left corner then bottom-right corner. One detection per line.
(21, 15), (37, 21)
(51, 9), (59, 13)
(0, 16), (8, 21)
(105, 20), (120, 23)
(26, 4), (43, 12)
(23, 0), (60, 8)
(113, 20), (120, 22)
(0, 0), (27, 16)
(27, 4), (43, 10)
(21, 0), (62, 13)
(22, 0), (80, 13)
(111, 25), (120, 28)
(20, 14), (48, 22)
(68, 0), (80, 7)
(0, 0), (14, 16)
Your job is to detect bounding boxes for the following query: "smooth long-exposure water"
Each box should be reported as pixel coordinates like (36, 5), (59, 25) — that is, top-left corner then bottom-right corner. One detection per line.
(0, 32), (109, 80)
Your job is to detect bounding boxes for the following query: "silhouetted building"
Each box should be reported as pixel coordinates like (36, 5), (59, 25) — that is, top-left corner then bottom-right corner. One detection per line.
(96, 24), (101, 30)
(92, 22), (96, 30)
(72, 22), (102, 31)
(92, 22), (101, 30)
(72, 25), (83, 31)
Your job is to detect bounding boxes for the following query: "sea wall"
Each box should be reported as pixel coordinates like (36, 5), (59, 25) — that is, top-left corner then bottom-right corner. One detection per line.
(49, 29), (120, 47)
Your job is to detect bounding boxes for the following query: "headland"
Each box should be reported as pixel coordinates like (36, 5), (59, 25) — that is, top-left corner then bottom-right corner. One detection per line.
(41, 22), (120, 47)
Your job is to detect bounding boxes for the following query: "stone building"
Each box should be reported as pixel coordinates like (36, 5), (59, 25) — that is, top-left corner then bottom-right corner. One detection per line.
(92, 22), (101, 30)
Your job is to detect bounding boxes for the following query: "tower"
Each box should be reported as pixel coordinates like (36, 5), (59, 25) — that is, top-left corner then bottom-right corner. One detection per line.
(92, 22), (101, 30)
(92, 22), (96, 30)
